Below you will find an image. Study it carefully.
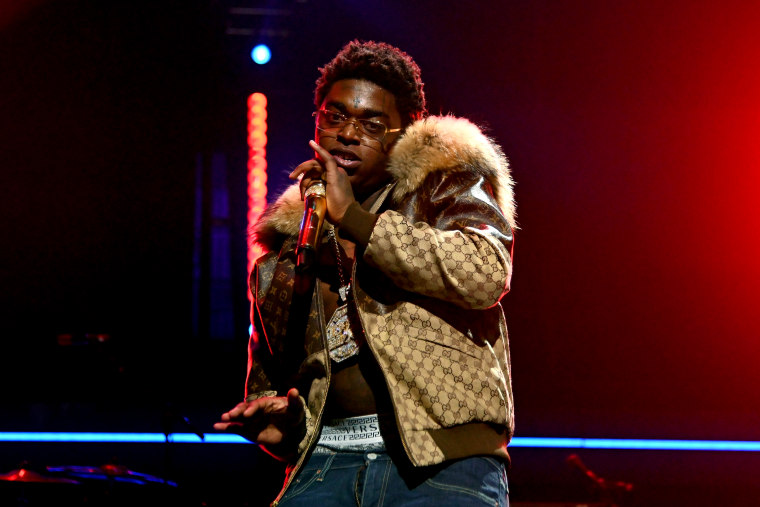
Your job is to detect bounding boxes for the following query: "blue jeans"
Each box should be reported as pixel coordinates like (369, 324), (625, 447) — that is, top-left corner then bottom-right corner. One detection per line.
(278, 450), (509, 507)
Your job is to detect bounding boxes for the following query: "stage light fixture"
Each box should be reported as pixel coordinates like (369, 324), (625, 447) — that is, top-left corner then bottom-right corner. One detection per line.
(251, 44), (271, 64)
(247, 93), (268, 299)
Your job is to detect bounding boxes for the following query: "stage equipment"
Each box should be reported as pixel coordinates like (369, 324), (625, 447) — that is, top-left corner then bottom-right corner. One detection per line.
(45, 463), (175, 487)
(247, 92), (268, 292)
(1, 464), (79, 484)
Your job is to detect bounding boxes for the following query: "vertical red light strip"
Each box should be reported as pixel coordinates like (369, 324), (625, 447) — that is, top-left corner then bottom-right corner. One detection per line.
(247, 93), (268, 299)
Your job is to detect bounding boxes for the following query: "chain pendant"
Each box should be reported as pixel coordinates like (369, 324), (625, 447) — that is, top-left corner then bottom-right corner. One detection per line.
(326, 304), (358, 363)
(338, 284), (350, 304)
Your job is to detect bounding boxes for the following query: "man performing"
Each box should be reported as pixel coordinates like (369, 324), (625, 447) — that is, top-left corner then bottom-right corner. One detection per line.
(215, 40), (517, 506)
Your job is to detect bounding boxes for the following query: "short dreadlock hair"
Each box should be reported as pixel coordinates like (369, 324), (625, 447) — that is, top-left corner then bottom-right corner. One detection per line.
(314, 40), (427, 126)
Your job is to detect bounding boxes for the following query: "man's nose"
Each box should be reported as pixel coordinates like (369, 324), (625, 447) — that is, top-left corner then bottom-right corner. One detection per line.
(337, 120), (361, 143)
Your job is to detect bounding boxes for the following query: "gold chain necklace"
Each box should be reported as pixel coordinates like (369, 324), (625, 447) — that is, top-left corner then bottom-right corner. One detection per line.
(328, 226), (350, 304)
(324, 183), (394, 363)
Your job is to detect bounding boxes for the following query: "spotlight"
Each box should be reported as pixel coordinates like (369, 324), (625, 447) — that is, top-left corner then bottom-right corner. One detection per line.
(251, 44), (271, 65)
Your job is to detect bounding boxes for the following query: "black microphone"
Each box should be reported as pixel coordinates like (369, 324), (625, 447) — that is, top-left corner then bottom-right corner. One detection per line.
(296, 179), (326, 273)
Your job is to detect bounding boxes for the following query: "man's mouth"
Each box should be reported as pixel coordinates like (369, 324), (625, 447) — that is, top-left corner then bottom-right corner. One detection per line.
(331, 150), (361, 170)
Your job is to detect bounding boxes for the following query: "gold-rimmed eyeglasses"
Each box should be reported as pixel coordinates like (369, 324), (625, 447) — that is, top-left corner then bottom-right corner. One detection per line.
(313, 109), (401, 142)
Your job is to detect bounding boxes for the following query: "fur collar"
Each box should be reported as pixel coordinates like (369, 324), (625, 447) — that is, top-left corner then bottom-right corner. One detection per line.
(253, 115), (516, 251)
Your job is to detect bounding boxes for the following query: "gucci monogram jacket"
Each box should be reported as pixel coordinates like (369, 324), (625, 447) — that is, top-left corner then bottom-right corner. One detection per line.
(246, 115), (516, 502)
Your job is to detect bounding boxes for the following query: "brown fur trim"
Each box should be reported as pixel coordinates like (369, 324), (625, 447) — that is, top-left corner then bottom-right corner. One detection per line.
(388, 115), (516, 230)
(251, 183), (303, 253)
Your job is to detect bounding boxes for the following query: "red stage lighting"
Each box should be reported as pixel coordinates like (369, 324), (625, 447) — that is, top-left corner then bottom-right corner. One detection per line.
(247, 93), (268, 300)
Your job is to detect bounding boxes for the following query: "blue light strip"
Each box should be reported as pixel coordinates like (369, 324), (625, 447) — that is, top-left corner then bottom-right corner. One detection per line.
(1, 433), (760, 451)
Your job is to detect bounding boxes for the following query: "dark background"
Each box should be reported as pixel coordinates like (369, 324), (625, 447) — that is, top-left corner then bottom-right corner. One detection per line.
(1, 1), (759, 505)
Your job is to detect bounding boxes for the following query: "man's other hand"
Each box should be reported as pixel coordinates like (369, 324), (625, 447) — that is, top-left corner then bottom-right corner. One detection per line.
(213, 388), (305, 459)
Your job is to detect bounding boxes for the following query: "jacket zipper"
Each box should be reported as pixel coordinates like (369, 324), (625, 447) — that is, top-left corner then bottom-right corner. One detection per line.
(271, 282), (332, 506)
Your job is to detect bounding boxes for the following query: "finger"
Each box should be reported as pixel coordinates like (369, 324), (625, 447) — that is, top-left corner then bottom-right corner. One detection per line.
(242, 405), (258, 418)
(214, 421), (249, 438)
(242, 396), (288, 419)
(309, 140), (345, 186)
(289, 166), (306, 180)
(290, 159), (323, 180)
(213, 421), (248, 433)
(225, 402), (250, 419)
(286, 388), (305, 424)
(289, 160), (312, 179)
(242, 399), (266, 418)
(301, 168), (324, 183)
(291, 161), (324, 199)
(286, 388), (301, 410)
(309, 140), (335, 168)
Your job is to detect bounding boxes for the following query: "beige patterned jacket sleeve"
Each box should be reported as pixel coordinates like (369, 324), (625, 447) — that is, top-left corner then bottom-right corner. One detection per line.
(363, 171), (513, 310)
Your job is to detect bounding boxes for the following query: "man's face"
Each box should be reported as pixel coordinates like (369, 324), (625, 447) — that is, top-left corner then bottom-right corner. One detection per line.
(316, 79), (402, 201)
